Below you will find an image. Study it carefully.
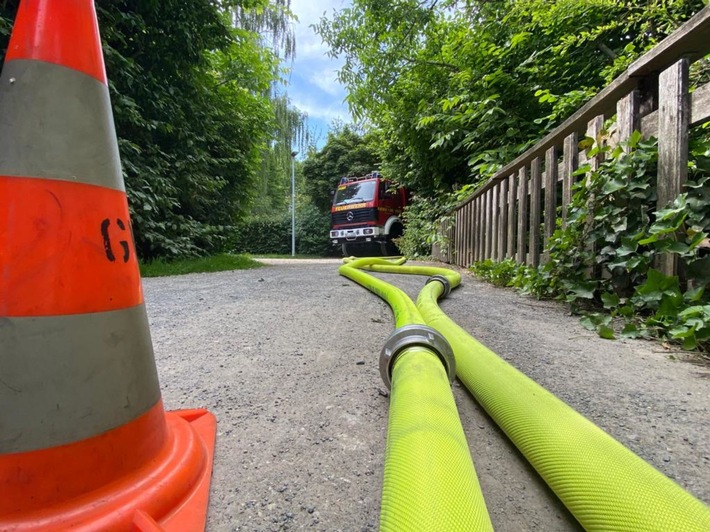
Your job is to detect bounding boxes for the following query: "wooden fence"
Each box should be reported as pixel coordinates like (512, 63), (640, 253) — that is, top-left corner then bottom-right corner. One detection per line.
(433, 6), (710, 277)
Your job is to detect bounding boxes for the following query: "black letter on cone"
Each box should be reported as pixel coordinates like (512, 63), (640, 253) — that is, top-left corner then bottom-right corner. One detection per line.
(101, 218), (130, 263)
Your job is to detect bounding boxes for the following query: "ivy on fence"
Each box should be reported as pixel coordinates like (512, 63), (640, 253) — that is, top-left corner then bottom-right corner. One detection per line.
(471, 130), (710, 353)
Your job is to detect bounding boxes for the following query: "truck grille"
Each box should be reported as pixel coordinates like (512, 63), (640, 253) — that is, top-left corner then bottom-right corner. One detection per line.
(332, 207), (378, 226)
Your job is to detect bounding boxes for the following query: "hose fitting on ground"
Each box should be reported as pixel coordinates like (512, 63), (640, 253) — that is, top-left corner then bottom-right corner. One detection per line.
(379, 324), (456, 390)
(426, 274), (451, 298)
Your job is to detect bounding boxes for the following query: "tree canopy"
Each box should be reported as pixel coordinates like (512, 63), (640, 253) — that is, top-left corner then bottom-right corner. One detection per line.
(1, 0), (304, 260)
(302, 126), (381, 213)
(3, 0), (705, 260)
(316, 0), (705, 195)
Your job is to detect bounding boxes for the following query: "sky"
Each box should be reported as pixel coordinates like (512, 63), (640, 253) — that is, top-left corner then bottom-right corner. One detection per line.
(287, 0), (352, 149)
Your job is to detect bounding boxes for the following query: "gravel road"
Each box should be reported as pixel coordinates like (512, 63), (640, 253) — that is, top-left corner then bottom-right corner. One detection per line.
(143, 258), (710, 531)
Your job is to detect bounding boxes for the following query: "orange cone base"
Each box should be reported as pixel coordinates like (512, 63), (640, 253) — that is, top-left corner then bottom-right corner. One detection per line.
(1, 409), (217, 532)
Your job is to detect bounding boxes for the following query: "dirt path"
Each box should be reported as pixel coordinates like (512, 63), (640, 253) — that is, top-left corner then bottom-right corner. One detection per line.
(143, 258), (709, 531)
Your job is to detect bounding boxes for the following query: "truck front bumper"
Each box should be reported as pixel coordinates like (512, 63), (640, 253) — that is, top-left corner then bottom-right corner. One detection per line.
(330, 226), (385, 245)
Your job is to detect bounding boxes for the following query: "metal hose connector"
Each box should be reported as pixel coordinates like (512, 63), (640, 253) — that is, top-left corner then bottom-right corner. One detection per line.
(379, 324), (455, 390)
(426, 274), (451, 298)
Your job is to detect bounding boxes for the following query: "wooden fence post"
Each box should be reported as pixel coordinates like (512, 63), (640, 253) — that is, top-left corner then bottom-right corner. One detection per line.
(657, 58), (690, 276)
(506, 173), (516, 259)
(529, 157), (542, 267)
(517, 166), (528, 263)
(561, 132), (578, 226)
(584, 116), (605, 277)
(454, 210), (460, 266)
(617, 90), (640, 145)
(476, 194), (486, 261)
(544, 146), (558, 254)
(462, 202), (467, 265)
(498, 179), (508, 260)
(471, 199), (478, 263)
(485, 188), (494, 260)
(466, 202), (474, 265)
(587, 116), (605, 170)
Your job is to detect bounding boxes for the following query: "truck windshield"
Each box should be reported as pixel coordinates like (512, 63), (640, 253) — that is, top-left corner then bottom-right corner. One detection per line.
(334, 180), (377, 205)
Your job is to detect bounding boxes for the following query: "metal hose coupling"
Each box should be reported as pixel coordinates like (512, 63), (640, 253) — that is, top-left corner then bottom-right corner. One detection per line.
(379, 324), (456, 390)
(426, 274), (451, 298)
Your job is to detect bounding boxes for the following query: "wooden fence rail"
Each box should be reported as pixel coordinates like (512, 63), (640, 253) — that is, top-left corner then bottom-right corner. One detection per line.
(433, 6), (710, 277)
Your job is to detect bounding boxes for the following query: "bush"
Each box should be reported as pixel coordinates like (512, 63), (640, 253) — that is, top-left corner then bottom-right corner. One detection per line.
(397, 194), (453, 258)
(296, 203), (337, 256)
(230, 216), (291, 255)
(397, 186), (475, 258)
(229, 204), (337, 256)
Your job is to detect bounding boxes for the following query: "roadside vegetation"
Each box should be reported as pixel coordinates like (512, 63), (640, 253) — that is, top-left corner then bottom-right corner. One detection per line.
(140, 254), (263, 278)
(0, 0), (307, 261)
(471, 132), (710, 353)
(315, 0), (706, 257)
(312, 0), (709, 352)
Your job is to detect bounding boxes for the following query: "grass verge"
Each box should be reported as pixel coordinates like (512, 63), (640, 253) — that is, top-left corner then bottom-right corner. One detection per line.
(140, 253), (264, 277)
(252, 253), (337, 259)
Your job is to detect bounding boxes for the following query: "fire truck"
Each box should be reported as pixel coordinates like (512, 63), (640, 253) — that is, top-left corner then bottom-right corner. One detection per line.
(329, 172), (409, 256)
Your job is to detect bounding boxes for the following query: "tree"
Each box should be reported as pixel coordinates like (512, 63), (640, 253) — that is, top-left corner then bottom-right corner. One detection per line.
(316, 0), (705, 195)
(248, 94), (310, 217)
(1, 0), (293, 260)
(97, 0), (280, 259)
(302, 126), (381, 213)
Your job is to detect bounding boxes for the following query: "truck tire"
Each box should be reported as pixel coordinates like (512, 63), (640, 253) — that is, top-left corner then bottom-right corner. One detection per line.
(382, 240), (400, 256)
(383, 223), (403, 256)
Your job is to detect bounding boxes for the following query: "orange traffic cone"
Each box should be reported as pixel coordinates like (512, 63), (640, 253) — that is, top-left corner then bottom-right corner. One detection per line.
(0, 1), (216, 530)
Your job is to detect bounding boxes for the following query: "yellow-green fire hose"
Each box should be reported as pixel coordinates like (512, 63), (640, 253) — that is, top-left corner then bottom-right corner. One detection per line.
(339, 257), (493, 531)
(344, 257), (710, 530)
(400, 261), (709, 531)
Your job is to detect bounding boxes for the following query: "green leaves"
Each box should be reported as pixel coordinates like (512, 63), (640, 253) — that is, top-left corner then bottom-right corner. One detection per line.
(314, 0), (700, 203)
(580, 313), (615, 340)
(633, 269), (680, 307)
(568, 281), (598, 300)
(601, 292), (620, 308)
(668, 305), (710, 350)
(471, 129), (710, 352)
(686, 256), (710, 285)
(309, 0), (710, 352)
(73, 0), (290, 260)
(301, 127), (381, 214)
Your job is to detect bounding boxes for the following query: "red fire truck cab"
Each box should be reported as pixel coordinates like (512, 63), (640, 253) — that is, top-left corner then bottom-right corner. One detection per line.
(329, 172), (409, 256)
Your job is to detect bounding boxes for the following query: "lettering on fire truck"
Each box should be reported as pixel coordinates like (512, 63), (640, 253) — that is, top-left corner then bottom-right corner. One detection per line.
(334, 203), (367, 212)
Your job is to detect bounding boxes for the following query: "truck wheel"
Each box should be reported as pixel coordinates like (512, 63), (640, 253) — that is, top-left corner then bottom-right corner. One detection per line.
(382, 240), (400, 256)
(384, 223), (403, 256)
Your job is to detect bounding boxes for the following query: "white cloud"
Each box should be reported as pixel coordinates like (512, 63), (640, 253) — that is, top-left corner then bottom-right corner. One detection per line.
(289, 72), (349, 123)
(288, 0), (352, 128)
(290, 0), (347, 27)
(292, 95), (350, 123)
(307, 66), (342, 96)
